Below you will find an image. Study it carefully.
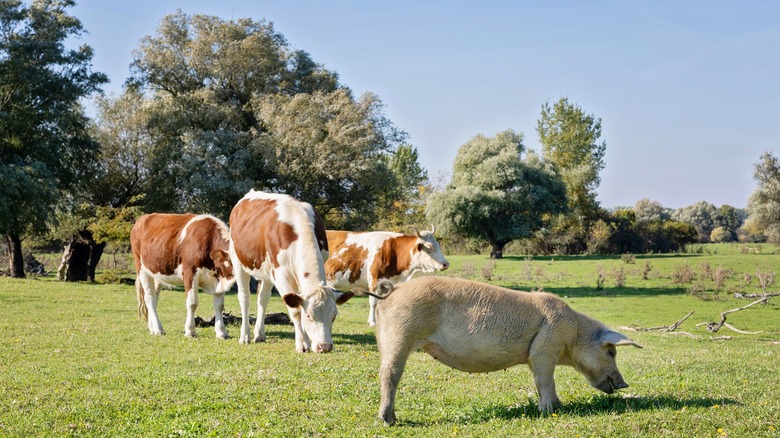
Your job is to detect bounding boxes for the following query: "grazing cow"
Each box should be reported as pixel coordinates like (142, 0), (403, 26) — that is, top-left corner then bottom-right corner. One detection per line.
(325, 226), (449, 326)
(228, 190), (354, 353)
(131, 213), (235, 339)
(375, 276), (642, 425)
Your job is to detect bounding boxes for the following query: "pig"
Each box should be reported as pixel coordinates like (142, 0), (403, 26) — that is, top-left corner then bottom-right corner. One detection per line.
(374, 276), (642, 425)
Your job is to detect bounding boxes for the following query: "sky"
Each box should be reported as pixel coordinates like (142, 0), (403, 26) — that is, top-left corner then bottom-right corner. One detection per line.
(68, 1), (780, 210)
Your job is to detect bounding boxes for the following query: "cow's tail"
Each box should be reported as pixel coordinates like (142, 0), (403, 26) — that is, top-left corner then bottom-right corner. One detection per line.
(357, 279), (395, 300)
(136, 277), (149, 321)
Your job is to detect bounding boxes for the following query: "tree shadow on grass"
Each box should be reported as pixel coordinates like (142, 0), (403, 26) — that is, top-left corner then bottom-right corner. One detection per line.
(451, 394), (739, 425)
(501, 285), (690, 298)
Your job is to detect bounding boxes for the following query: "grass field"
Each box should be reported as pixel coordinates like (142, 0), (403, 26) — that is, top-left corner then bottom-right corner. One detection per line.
(1, 244), (779, 437)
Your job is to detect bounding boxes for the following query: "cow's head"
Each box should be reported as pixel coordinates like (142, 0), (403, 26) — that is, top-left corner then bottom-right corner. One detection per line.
(210, 249), (236, 293)
(411, 224), (449, 272)
(283, 286), (354, 353)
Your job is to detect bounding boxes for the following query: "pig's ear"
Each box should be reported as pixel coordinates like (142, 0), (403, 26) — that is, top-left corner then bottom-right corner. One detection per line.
(601, 330), (643, 348)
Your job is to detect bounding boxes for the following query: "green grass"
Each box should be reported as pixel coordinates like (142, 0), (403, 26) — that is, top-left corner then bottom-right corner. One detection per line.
(1, 244), (779, 437)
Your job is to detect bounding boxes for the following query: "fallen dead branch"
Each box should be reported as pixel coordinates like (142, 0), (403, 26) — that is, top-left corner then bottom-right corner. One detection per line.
(710, 336), (732, 341)
(194, 311), (291, 328)
(734, 292), (780, 299)
(620, 311), (695, 332)
(700, 296), (769, 334)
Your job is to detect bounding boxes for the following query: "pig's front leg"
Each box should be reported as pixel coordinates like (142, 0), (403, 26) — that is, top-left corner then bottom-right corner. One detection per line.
(528, 340), (562, 413)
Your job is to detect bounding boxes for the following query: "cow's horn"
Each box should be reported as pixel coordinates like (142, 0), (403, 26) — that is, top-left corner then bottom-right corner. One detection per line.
(412, 226), (423, 238)
(430, 223), (436, 235)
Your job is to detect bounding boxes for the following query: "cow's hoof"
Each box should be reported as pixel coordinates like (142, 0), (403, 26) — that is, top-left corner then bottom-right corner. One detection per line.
(216, 332), (229, 340)
(239, 335), (251, 344)
(368, 321), (376, 327)
(253, 335), (266, 343)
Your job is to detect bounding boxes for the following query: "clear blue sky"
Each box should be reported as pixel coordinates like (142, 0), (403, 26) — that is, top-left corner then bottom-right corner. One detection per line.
(70, 1), (780, 210)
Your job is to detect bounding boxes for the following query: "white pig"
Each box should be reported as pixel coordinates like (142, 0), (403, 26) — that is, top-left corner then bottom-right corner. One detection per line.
(374, 276), (642, 425)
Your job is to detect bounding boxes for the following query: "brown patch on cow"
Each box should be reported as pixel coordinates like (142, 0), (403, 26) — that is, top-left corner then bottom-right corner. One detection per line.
(131, 213), (196, 277)
(370, 235), (417, 286)
(230, 199), (298, 270)
(131, 213), (233, 296)
(324, 231), (368, 285)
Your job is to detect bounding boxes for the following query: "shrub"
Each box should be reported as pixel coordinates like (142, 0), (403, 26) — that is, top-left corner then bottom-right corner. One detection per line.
(481, 260), (496, 281)
(612, 267), (626, 288)
(671, 263), (695, 284)
(641, 260), (653, 280)
(461, 263), (476, 278)
(621, 253), (636, 264)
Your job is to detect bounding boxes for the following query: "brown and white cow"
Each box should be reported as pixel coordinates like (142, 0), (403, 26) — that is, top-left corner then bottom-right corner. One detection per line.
(131, 213), (235, 339)
(325, 226), (449, 326)
(228, 190), (354, 353)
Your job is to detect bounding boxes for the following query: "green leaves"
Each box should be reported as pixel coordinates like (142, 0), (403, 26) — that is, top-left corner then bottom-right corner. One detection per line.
(427, 130), (567, 257)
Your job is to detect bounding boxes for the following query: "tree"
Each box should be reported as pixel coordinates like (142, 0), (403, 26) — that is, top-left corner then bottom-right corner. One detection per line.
(126, 11), (417, 225)
(672, 201), (720, 243)
(746, 152), (780, 243)
(633, 198), (671, 223)
(55, 92), (149, 281)
(0, 0), (107, 277)
(537, 97), (606, 220)
(426, 130), (567, 258)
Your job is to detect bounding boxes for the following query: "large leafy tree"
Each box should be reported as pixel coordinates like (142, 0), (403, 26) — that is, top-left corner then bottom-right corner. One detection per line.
(0, 0), (107, 277)
(55, 91), (149, 281)
(426, 130), (567, 258)
(745, 152), (780, 242)
(537, 97), (606, 220)
(126, 11), (415, 225)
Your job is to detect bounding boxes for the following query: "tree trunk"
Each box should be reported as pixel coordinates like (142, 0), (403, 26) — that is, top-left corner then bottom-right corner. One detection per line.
(6, 234), (25, 278)
(58, 230), (103, 282)
(86, 241), (106, 282)
(489, 242), (505, 259)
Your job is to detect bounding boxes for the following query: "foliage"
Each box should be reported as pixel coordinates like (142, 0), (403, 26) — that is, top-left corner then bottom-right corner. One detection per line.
(426, 130), (567, 258)
(672, 201), (721, 243)
(0, 0), (107, 234)
(632, 198), (671, 223)
(710, 226), (732, 243)
(123, 11), (421, 227)
(746, 152), (780, 243)
(537, 97), (606, 220)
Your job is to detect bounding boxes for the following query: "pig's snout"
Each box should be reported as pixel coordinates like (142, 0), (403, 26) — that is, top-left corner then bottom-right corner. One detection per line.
(596, 375), (628, 394)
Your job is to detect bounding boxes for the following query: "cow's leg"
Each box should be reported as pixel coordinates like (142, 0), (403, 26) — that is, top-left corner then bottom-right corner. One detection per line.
(184, 270), (198, 338)
(212, 291), (228, 340)
(234, 268), (253, 344)
(140, 274), (164, 335)
(368, 295), (379, 326)
(253, 280), (273, 343)
(286, 303), (310, 353)
(528, 333), (562, 413)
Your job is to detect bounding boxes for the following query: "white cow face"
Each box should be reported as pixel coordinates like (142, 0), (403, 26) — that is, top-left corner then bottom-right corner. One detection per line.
(285, 286), (353, 353)
(412, 229), (449, 273)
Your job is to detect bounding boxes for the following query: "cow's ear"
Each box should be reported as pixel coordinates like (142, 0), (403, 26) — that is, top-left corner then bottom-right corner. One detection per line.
(334, 290), (354, 305)
(211, 249), (230, 267)
(282, 293), (304, 308)
(600, 330), (643, 348)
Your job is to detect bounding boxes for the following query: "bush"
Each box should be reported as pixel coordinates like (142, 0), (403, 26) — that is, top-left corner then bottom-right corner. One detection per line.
(671, 263), (695, 284)
(621, 253), (636, 264)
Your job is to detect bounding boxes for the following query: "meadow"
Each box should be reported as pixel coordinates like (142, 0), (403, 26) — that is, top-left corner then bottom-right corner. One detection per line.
(1, 244), (778, 437)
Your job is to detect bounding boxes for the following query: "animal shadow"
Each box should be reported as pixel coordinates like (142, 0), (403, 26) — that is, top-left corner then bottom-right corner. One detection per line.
(454, 394), (739, 424)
